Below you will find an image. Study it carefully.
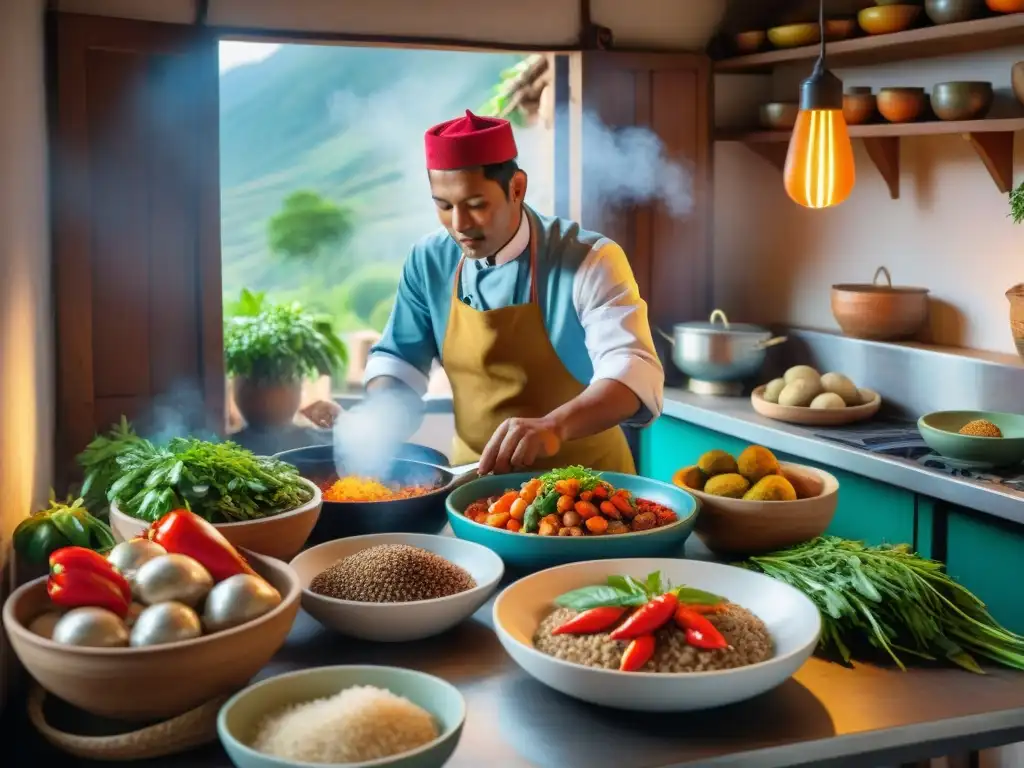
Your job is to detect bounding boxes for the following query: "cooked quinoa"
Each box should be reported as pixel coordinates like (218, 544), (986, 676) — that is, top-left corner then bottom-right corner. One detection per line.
(309, 544), (476, 603)
(533, 604), (773, 672)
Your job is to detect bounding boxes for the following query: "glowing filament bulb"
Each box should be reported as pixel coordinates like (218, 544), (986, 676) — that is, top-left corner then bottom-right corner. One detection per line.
(784, 107), (855, 209)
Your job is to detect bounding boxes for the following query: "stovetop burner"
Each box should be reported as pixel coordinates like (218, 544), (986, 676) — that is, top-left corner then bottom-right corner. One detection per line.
(687, 379), (743, 397)
(811, 421), (1024, 495)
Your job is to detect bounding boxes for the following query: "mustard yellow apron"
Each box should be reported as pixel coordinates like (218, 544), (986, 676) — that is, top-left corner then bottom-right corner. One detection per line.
(441, 210), (636, 474)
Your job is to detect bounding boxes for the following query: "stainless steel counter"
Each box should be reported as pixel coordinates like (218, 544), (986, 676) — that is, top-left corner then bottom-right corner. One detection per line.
(7, 538), (1024, 768)
(662, 388), (1024, 526)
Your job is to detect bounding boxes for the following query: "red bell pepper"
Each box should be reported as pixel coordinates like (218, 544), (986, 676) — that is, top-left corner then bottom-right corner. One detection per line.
(48, 570), (130, 618)
(552, 606), (627, 635)
(49, 546), (131, 604)
(147, 509), (256, 582)
(675, 606), (728, 650)
(609, 593), (678, 641)
(619, 635), (656, 672)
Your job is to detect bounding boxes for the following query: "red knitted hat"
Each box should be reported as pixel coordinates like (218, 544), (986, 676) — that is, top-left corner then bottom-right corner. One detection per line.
(424, 110), (518, 170)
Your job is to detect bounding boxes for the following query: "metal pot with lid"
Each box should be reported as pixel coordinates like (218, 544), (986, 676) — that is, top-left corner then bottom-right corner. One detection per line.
(658, 309), (787, 390)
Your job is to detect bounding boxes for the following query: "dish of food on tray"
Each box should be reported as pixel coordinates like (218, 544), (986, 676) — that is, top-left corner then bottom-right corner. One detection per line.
(459, 466), (678, 537)
(534, 569), (773, 673)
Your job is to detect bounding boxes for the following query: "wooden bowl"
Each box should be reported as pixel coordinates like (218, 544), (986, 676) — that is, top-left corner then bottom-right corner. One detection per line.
(751, 386), (882, 427)
(767, 23), (820, 48)
(825, 18), (858, 40)
(2, 550), (300, 722)
(760, 102), (800, 130)
(859, 4), (922, 33)
(877, 86), (927, 122)
(931, 81), (993, 120)
(109, 478), (322, 561)
(832, 266), (929, 340)
(926, 0), (982, 23)
(734, 30), (766, 53)
(987, 0), (1024, 12)
(843, 87), (877, 124)
(673, 463), (839, 556)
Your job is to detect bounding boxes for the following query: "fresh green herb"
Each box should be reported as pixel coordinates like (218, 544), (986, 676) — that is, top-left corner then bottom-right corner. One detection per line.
(13, 492), (115, 565)
(743, 536), (1024, 674)
(224, 289), (347, 385)
(536, 465), (603, 494)
(77, 416), (155, 517)
(1010, 181), (1024, 225)
(554, 570), (725, 612)
(102, 432), (313, 524)
(523, 489), (559, 533)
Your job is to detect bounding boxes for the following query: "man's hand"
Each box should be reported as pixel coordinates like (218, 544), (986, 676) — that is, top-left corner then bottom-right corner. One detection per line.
(478, 417), (562, 475)
(300, 400), (343, 429)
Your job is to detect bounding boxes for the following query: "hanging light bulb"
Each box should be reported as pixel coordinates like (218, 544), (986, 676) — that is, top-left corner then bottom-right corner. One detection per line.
(783, 0), (856, 209)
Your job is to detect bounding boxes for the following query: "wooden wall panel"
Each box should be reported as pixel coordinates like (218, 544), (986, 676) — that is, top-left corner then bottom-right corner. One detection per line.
(52, 13), (222, 485)
(568, 51), (712, 386)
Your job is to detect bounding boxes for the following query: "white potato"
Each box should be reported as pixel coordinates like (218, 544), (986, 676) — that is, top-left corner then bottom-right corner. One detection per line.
(778, 378), (823, 407)
(811, 392), (846, 410)
(820, 372), (861, 406)
(762, 378), (786, 403)
(784, 365), (820, 385)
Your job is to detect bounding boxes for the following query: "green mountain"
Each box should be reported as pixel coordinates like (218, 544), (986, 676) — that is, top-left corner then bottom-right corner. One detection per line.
(219, 44), (523, 331)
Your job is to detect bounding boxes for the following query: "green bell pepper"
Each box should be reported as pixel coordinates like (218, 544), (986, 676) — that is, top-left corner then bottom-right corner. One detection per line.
(12, 494), (116, 565)
(523, 489), (560, 534)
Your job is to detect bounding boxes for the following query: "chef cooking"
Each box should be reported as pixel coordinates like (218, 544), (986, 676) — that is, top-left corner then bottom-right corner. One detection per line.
(308, 109), (663, 475)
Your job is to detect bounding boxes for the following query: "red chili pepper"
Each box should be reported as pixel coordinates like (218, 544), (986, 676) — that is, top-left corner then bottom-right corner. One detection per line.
(678, 602), (726, 615)
(675, 606), (728, 650)
(609, 593), (678, 640)
(619, 635), (656, 672)
(552, 606), (627, 635)
(47, 570), (130, 618)
(49, 546), (131, 604)
(147, 509), (256, 582)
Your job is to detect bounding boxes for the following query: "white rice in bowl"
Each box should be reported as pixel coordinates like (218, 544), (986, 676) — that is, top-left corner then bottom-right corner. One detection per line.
(251, 685), (439, 763)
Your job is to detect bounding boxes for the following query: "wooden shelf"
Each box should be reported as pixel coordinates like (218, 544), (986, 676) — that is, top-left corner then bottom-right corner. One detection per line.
(715, 14), (1024, 74)
(717, 118), (1024, 197)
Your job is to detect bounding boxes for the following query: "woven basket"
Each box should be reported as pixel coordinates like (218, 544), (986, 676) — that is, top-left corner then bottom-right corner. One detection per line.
(27, 685), (229, 761)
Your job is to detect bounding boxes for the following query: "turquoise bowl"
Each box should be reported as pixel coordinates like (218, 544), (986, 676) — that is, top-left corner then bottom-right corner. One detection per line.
(218, 665), (465, 768)
(446, 472), (699, 571)
(918, 410), (1024, 468)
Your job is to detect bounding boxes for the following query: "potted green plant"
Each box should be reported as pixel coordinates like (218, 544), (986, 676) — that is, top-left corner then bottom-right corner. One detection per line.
(224, 289), (347, 428)
(1008, 184), (1024, 359)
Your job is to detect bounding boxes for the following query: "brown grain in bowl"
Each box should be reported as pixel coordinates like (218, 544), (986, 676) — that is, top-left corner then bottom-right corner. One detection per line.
(532, 604), (773, 673)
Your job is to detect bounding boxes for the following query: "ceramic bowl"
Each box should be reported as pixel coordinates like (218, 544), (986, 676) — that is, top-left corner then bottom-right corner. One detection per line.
(672, 462), (839, 556)
(987, 0), (1024, 12)
(493, 558), (821, 712)
(877, 87), (927, 123)
(859, 4), (922, 34)
(109, 478), (322, 561)
(918, 411), (1024, 468)
(767, 23), (820, 48)
(843, 87), (877, 124)
(446, 472), (699, 571)
(759, 102), (799, 130)
(931, 81), (993, 121)
(289, 533), (504, 642)
(925, 0), (982, 23)
(3, 550), (300, 721)
(751, 386), (882, 427)
(733, 30), (766, 53)
(218, 665), (466, 768)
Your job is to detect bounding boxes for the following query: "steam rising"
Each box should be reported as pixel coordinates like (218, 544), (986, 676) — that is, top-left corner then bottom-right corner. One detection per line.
(332, 387), (425, 479)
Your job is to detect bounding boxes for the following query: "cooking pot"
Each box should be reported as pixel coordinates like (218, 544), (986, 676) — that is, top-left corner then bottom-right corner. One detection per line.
(831, 266), (929, 341)
(658, 310), (787, 383)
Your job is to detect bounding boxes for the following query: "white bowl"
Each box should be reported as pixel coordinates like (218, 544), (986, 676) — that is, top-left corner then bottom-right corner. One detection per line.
(289, 533), (504, 642)
(109, 478), (322, 561)
(493, 557), (820, 712)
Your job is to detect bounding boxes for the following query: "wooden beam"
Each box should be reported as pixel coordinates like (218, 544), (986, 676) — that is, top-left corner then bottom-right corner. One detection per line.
(862, 136), (900, 200)
(965, 131), (1014, 193)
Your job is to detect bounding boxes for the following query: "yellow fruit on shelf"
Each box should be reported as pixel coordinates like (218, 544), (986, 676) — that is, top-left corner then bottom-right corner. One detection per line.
(743, 474), (798, 502)
(737, 445), (780, 484)
(704, 473), (751, 499)
(697, 449), (738, 477)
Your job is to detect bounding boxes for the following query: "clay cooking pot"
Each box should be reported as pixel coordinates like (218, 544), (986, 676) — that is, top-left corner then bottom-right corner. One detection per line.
(831, 266), (929, 341)
(1008, 284), (1024, 360)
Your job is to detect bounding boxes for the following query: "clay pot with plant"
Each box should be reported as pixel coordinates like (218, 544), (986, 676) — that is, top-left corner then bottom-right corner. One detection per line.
(224, 289), (348, 429)
(1008, 184), (1024, 360)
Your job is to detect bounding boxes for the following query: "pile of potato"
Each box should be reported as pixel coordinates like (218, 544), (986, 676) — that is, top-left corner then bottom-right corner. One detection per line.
(761, 366), (867, 410)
